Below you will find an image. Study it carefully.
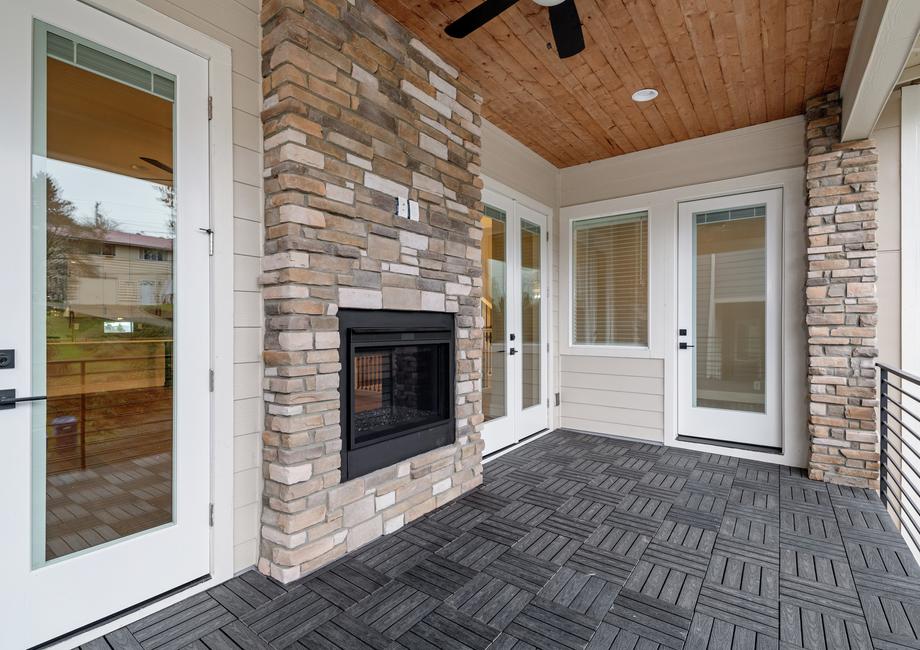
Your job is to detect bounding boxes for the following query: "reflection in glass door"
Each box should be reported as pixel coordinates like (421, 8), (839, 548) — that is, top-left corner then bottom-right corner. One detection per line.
(521, 219), (542, 410)
(481, 205), (508, 423)
(34, 25), (178, 563)
(677, 189), (782, 448)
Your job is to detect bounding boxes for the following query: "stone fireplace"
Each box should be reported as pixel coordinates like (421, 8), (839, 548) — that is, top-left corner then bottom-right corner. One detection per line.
(258, 0), (485, 582)
(339, 309), (455, 481)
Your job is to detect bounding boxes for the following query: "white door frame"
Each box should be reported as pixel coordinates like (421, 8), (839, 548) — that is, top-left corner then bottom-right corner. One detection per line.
(0, 1), (236, 646)
(676, 189), (783, 448)
(481, 177), (553, 455)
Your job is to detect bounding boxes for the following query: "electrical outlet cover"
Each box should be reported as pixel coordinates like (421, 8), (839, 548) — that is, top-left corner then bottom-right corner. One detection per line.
(394, 196), (409, 218)
(408, 200), (420, 221)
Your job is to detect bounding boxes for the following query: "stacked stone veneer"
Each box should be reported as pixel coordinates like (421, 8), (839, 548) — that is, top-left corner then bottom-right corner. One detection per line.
(805, 91), (880, 488)
(258, 0), (485, 582)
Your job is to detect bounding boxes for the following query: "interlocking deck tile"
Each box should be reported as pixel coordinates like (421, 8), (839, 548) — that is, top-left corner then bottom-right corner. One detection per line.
(83, 430), (920, 650)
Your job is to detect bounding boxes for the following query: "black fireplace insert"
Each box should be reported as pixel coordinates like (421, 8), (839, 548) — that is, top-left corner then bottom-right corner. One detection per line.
(338, 309), (455, 480)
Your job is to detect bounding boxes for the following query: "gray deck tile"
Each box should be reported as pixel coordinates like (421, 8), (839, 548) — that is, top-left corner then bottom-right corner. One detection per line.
(82, 429), (920, 650)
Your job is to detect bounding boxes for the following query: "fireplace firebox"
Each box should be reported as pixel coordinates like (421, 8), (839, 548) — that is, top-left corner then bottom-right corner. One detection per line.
(339, 310), (455, 480)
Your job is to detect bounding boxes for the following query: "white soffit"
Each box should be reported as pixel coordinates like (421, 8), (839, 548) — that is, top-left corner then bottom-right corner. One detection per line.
(841, 0), (920, 141)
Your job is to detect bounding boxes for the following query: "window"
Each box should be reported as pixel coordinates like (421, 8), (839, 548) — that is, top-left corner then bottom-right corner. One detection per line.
(572, 211), (648, 346)
(141, 248), (167, 261)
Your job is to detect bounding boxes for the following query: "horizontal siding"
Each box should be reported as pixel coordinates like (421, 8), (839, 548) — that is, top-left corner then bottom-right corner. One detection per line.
(559, 356), (664, 442)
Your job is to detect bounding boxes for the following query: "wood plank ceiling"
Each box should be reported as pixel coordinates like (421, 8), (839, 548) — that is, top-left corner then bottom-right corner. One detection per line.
(375, 0), (863, 167)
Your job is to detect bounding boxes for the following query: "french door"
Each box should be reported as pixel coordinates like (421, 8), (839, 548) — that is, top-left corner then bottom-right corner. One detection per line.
(0, 2), (212, 646)
(677, 189), (783, 448)
(480, 189), (550, 455)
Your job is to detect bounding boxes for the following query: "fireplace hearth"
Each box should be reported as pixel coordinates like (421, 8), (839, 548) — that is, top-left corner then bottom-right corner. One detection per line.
(339, 310), (455, 480)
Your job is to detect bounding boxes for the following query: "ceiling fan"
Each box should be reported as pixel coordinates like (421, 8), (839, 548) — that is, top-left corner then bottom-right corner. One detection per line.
(444, 0), (585, 59)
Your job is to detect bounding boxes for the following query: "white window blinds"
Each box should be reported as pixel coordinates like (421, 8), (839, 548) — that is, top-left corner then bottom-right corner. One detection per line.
(572, 212), (649, 346)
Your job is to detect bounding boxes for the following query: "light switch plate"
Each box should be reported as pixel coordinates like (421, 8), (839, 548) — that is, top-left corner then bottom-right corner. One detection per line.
(408, 200), (420, 221)
(394, 196), (409, 218)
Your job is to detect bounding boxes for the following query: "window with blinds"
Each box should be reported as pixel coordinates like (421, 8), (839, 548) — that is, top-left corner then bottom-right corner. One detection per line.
(572, 212), (649, 346)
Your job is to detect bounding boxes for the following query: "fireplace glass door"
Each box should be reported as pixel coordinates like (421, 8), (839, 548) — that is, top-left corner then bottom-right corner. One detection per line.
(352, 343), (448, 447)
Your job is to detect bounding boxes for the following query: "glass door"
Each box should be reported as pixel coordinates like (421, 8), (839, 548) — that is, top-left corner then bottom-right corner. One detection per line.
(0, 3), (211, 646)
(480, 190), (549, 455)
(677, 189), (783, 448)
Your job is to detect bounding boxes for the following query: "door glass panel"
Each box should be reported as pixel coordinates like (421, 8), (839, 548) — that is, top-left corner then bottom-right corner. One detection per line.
(521, 219), (541, 410)
(33, 24), (176, 563)
(693, 205), (766, 413)
(481, 205), (507, 422)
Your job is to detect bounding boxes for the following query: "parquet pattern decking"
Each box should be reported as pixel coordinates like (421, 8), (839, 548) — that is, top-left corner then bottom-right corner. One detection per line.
(83, 430), (920, 650)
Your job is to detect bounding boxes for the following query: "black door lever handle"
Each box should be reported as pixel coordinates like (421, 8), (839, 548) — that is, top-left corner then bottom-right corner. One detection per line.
(0, 390), (47, 411)
(509, 348), (518, 355)
(679, 342), (695, 350)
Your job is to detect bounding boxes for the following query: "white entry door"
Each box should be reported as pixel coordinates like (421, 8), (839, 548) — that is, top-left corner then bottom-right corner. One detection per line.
(0, 2), (212, 646)
(677, 189), (783, 448)
(480, 189), (550, 455)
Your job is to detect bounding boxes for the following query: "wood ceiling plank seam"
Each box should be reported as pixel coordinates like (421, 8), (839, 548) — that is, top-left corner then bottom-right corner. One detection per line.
(622, 0), (708, 138)
(824, 0), (860, 95)
(497, 5), (630, 156)
(579, 37), (658, 152)
(706, 0), (752, 127)
(803, 0), (839, 102)
(677, 0), (737, 132)
(578, 0), (675, 146)
(782, 0), (811, 116)
(733, 0), (769, 125)
(389, 0), (587, 164)
(645, 0), (721, 135)
(760, 0), (787, 121)
(575, 65), (637, 155)
(608, 0), (693, 142)
(489, 21), (610, 163)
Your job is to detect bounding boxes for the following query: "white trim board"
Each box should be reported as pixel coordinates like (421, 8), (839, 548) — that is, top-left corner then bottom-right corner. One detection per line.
(50, 2), (236, 647)
(558, 167), (807, 469)
(900, 85), (920, 376)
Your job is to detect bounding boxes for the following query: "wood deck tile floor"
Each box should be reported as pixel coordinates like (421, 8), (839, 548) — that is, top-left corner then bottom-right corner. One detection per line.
(82, 429), (920, 650)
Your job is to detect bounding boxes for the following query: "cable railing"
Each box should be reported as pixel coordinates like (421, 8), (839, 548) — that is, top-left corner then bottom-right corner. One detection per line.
(878, 362), (920, 556)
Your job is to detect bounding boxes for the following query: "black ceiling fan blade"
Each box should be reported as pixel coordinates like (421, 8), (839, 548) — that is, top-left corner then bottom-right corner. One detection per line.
(445, 0), (522, 38)
(549, 0), (585, 58)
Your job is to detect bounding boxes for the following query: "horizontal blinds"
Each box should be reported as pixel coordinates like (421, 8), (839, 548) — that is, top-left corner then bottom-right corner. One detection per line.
(572, 212), (648, 346)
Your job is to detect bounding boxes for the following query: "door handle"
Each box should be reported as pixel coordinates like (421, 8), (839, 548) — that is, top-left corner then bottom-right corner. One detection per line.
(0, 389), (47, 411)
(679, 342), (695, 350)
(509, 348), (518, 356)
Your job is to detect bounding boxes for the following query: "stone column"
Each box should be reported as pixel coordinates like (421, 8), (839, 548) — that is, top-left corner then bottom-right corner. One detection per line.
(804, 91), (880, 488)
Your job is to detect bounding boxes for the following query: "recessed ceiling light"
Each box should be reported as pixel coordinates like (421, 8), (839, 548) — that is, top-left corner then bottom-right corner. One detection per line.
(532, 0), (566, 6)
(631, 88), (659, 102)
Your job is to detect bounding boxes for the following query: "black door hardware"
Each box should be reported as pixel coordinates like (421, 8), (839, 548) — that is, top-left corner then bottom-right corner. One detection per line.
(0, 389), (47, 410)
(679, 342), (695, 350)
(0, 350), (13, 369)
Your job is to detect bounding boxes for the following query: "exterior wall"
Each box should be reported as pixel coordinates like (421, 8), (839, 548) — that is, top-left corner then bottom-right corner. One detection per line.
(804, 92), (879, 488)
(259, 0), (484, 582)
(136, 0), (264, 572)
(874, 93), (902, 370)
(558, 118), (806, 443)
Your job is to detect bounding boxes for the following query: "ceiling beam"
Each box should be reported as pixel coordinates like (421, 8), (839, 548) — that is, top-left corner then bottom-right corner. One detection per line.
(840, 0), (920, 141)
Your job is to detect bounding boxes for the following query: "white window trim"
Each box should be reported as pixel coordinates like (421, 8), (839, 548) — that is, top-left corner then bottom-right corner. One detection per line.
(58, 1), (235, 647)
(561, 197), (656, 359)
(901, 86), (920, 376)
(563, 208), (652, 358)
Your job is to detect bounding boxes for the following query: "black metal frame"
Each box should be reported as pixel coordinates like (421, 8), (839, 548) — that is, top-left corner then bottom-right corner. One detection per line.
(878, 362), (920, 552)
(338, 309), (455, 481)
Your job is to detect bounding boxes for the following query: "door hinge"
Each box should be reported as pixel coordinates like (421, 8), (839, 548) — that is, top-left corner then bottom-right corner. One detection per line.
(209, 503), (214, 527)
(207, 96), (213, 120)
(199, 227), (214, 255)
(209, 369), (215, 392)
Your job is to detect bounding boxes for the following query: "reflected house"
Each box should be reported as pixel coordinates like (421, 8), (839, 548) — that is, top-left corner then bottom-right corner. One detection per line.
(46, 227), (174, 479)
